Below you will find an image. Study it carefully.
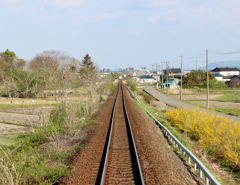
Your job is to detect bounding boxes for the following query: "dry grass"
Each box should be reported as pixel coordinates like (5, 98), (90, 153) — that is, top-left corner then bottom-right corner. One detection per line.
(150, 100), (168, 112)
(0, 147), (21, 185)
(0, 95), (90, 105)
(162, 89), (197, 94)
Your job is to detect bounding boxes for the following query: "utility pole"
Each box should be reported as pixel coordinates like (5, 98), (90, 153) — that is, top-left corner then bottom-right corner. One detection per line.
(196, 60), (197, 71)
(166, 62), (170, 94)
(161, 61), (164, 88)
(159, 64), (160, 89)
(156, 63), (158, 89)
(206, 49), (209, 108)
(180, 56), (183, 100)
(151, 64), (154, 74)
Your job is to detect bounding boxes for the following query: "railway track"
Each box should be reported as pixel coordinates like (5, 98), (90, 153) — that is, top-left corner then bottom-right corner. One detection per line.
(97, 83), (144, 185)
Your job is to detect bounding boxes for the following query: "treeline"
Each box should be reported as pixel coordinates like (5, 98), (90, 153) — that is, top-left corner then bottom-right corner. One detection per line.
(0, 49), (105, 103)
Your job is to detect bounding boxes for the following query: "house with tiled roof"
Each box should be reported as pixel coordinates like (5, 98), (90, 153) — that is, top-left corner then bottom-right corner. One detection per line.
(226, 75), (240, 86)
(163, 68), (186, 79)
(211, 67), (240, 81)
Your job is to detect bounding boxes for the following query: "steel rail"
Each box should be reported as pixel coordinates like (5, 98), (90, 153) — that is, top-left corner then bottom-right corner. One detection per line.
(122, 85), (145, 185)
(100, 84), (119, 185)
(125, 85), (221, 185)
(100, 84), (145, 185)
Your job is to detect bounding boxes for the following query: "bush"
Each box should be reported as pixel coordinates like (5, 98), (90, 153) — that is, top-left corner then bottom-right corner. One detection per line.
(130, 82), (137, 91)
(203, 79), (227, 89)
(165, 107), (240, 170)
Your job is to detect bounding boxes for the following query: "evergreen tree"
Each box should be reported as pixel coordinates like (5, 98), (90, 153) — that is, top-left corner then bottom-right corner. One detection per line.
(79, 53), (95, 75)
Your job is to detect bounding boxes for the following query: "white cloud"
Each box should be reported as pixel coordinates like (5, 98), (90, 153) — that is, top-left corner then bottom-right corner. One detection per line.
(189, 6), (213, 17)
(150, 8), (185, 22)
(87, 12), (122, 22)
(152, 0), (178, 6)
(6, 0), (19, 3)
(43, 0), (85, 8)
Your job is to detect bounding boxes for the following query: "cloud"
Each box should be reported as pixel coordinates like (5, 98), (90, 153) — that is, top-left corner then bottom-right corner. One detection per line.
(189, 6), (213, 17)
(152, 0), (178, 6)
(43, 0), (85, 8)
(6, 0), (19, 3)
(87, 12), (122, 22)
(150, 8), (185, 22)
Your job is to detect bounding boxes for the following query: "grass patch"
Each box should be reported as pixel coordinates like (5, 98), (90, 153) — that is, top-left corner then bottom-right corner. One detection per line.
(0, 134), (20, 150)
(214, 108), (240, 117)
(213, 93), (240, 102)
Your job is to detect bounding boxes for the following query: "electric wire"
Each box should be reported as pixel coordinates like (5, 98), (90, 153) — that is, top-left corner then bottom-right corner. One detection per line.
(209, 49), (240, 55)
(183, 50), (206, 59)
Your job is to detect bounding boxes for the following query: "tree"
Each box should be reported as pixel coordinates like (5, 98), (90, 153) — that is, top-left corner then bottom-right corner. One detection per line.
(79, 53), (95, 75)
(183, 69), (215, 88)
(0, 49), (19, 102)
(29, 50), (79, 102)
(0, 49), (17, 65)
(29, 50), (60, 71)
(79, 54), (99, 102)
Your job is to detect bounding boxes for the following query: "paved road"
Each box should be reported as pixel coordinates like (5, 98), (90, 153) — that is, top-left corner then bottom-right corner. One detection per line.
(144, 86), (240, 123)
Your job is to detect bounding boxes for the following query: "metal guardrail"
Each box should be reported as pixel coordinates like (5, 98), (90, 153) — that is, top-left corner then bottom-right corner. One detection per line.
(125, 85), (221, 185)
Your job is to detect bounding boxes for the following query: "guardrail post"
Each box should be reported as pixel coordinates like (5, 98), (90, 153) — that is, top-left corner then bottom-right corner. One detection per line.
(188, 156), (191, 164)
(205, 177), (209, 185)
(194, 163), (197, 171)
(200, 169), (203, 178)
(182, 151), (185, 157)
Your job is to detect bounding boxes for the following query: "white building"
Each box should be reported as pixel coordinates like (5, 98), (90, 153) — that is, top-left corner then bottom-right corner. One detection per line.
(211, 67), (240, 81)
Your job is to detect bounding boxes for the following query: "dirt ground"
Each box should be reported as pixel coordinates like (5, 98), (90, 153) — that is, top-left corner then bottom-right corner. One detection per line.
(173, 94), (224, 100)
(0, 96), (90, 105)
(0, 107), (52, 134)
(0, 123), (30, 134)
(172, 94), (240, 108)
(191, 101), (240, 108)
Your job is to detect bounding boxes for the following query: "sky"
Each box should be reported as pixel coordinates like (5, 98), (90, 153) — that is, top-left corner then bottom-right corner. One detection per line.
(1, 0), (240, 71)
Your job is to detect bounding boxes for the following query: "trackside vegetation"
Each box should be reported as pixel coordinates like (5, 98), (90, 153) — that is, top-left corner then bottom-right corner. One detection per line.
(127, 85), (239, 184)
(0, 50), (118, 184)
(165, 107), (240, 171)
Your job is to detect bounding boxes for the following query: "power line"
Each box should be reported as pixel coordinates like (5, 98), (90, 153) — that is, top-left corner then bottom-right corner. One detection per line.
(209, 49), (240, 55)
(183, 50), (206, 59)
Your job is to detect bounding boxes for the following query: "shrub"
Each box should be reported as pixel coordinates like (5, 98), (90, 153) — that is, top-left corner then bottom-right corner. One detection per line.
(130, 82), (137, 91)
(203, 79), (227, 89)
(165, 107), (240, 170)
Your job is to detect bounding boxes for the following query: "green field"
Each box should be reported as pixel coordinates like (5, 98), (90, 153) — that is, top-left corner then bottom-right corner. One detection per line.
(213, 93), (240, 102)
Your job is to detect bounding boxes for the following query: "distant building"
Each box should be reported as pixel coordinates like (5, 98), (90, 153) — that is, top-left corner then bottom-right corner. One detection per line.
(226, 75), (240, 86)
(211, 67), (240, 76)
(163, 68), (186, 79)
(160, 78), (180, 89)
(213, 73), (223, 81)
(137, 75), (156, 83)
(211, 67), (240, 82)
